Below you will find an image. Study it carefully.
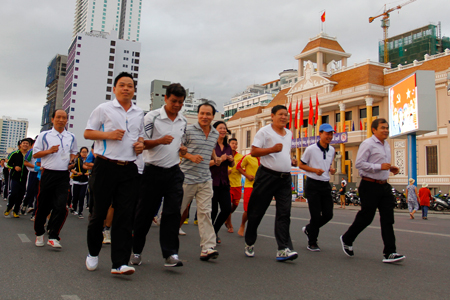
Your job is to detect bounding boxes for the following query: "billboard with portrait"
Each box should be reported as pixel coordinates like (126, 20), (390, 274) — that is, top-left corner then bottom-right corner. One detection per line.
(389, 71), (437, 138)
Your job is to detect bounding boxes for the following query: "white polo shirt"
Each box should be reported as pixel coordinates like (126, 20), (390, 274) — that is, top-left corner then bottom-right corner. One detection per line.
(143, 105), (187, 168)
(86, 99), (144, 161)
(301, 142), (335, 181)
(252, 124), (292, 173)
(33, 128), (78, 171)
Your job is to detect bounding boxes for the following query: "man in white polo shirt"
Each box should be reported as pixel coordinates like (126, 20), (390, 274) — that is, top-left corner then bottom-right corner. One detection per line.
(33, 110), (78, 248)
(299, 123), (336, 252)
(244, 105), (298, 262)
(84, 72), (144, 276)
(131, 83), (188, 267)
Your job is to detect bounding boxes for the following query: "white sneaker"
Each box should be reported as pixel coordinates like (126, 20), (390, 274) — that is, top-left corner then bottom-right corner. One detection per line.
(47, 239), (62, 248)
(103, 229), (111, 244)
(111, 265), (135, 275)
(179, 228), (186, 236)
(35, 235), (44, 247)
(86, 254), (99, 271)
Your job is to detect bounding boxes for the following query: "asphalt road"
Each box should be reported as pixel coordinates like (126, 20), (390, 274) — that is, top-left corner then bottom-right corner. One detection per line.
(1, 195), (449, 300)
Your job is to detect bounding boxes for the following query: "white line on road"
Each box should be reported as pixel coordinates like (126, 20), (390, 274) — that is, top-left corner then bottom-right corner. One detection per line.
(62, 296), (81, 300)
(18, 234), (31, 243)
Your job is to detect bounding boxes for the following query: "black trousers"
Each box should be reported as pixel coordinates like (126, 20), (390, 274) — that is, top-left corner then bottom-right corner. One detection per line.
(34, 170), (70, 240)
(72, 183), (88, 214)
(87, 158), (138, 268)
(3, 171), (9, 198)
(23, 171), (39, 208)
(7, 179), (27, 214)
(342, 180), (396, 255)
(245, 166), (294, 250)
(133, 164), (184, 258)
(304, 177), (333, 245)
(211, 184), (232, 235)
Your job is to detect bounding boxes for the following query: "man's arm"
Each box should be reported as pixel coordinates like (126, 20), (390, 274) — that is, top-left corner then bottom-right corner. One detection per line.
(84, 129), (125, 141)
(299, 160), (325, 176)
(250, 144), (282, 157)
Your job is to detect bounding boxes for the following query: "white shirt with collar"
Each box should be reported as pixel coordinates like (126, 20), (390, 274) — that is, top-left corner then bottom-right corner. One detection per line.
(301, 142), (335, 182)
(85, 98), (144, 161)
(355, 135), (391, 181)
(143, 105), (187, 168)
(33, 128), (78, 171)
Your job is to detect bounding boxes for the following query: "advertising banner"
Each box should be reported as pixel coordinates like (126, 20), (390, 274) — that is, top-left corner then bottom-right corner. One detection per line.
(291, 132), (348, 148)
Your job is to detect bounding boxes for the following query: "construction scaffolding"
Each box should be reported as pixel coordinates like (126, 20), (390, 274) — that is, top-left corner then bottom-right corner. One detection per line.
(379, 23), (450, 67)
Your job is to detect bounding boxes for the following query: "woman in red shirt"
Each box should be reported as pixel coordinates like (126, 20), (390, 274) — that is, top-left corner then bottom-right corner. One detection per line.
(418, 183), (431, 220)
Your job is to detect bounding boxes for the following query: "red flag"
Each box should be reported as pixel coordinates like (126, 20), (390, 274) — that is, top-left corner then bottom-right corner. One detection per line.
(360, 120), (363, 130)
(334, 124), (337, 132)
(294, 101), (298, 129)
(288, 102), (292, 130)
(342, 121), (346, 132)
(314, 93), (320, 125)
(299, 99), (304, 127)
(321, 12), (326, 22)
(308, 96), (314, 126)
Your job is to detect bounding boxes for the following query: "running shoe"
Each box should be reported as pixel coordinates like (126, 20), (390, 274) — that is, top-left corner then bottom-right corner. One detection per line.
(164, 254), (183, 267)
(30, 216), (35, 221)
(47, 239), (62, 248)
(111, 265), (135, 275)
(184, 218), (189, 225)
(20, 205), (27, 215)
(130, 254), (142, 266)
(200, 248), (219, 261)
(4, 209), (11, 217)
(179, 228), (186, 236)
(194, 220), (198, 225)
(383, 253), (405, 263)
(35, 235), (44, 247)
(12, 212), (20, 218)
(244, 244), (255, 257)
(216, 236), (221, 244)
(78, 213), (84, 219)
(27, 207), (34, 214)
(340, 235), (354, 257)
(73, 211), (78, 216)
(103, 229), (111, 244)
(307, 244), (321, 252)
(276, 248), (298, 262)
(86, 254), (98, 271)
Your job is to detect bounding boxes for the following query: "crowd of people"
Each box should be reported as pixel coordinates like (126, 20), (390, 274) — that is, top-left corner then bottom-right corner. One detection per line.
(3, 71), (431, 277)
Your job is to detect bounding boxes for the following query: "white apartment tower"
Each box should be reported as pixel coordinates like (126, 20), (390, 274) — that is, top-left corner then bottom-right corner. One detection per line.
(63, 30), (141, 147)
(73, 0), (142, 41)
(0, 116), (29, 155)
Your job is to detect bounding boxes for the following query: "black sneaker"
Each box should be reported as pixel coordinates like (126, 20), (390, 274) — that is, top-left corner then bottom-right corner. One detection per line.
(383, 253), (405, 263)
(307, 244), (321, 252)
(78, 213), (84, 219)
(340, 235), (354, 257)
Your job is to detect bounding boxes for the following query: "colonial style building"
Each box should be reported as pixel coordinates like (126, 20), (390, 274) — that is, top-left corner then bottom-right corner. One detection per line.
(226, 32), (450, 192)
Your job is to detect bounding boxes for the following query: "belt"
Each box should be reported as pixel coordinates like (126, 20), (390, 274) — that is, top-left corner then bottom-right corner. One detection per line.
(97, 155), (135, 166)
(362, 176), (387, 185)
(261, 165), (290, 178)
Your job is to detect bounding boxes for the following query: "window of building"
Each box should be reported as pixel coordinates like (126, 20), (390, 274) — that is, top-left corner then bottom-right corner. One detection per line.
(76, 52), (80, 55)
(72, 91), (76, 95)
(77, 44), (81, 48)
(335, 113), (340, 123)
(107, 79), (112, 84)
(132, 95), (137, 100)
(108, 63), (114, 69)
(106, 86), (112, 92)
(321, 115), (329, 124)
(77, 36), (82, 40)
(134, 59), (139, 64)
(134, 66), (139, 71)
(133, 73), (138, 78)
(110, 48), (115, 54)
(75, 67), (79, 71)
(73, 83), (77, 87)
(345, 111), (352, 120)
(72, 100), (76, 103)
(69, 124), (73, 128)
(135, 52), (140, 57)
(108, 71), (113, 77)
(246, 130), (251, 148)
(359, 108), (367, 119)
(71, 108), (75, 111)
(109, 56), (114, 61)
(426, 145), (438, 175)
(106, 94), (111, 100)
(110, 41), (115, 46)
(74, 75), (78, 79)
(373, 106), (379, 116)
(70, 116), (74, 119)
(75, 59), (79, 63)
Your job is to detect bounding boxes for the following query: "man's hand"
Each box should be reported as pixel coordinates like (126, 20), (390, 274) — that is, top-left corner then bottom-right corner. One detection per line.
(48, 145), (59, 154)
(14, 166), (21, 172)
(381, 163), (391, 170)
(77, 172), (82, 176)
(228, 169), (232, 175)
(227, 155), (234, 162)
(390, 165), (400, 175)
(133, 141), (144, 154)
(291, 158), (298, 167)
(330, 167), (336, 175)
(271, 143), (283, 153)
(247, 175), (255, 182)
(314, 168), (325, 176)
(109, 129), (126, 141)
(158, 135), (174, 145)
(190, 155), (204, 164)
(179, 145), (187, 156)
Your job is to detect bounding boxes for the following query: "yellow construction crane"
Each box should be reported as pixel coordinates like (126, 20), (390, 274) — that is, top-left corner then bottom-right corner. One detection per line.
(369, 0), (417, 63)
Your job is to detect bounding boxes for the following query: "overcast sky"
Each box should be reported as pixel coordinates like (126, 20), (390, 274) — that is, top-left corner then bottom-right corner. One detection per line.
(1, 0), (448, 138)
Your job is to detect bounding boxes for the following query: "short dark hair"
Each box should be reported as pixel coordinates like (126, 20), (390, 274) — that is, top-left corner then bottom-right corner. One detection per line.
(371, 118), (388, 133)
(197, 102), (216, 116)
(166, 83), (186, 100)
(24, 138), (34, 145)
(80, 147), (89, 153)
(229, 138), (237, 143)
(114, 72), (135, 88)
(271, 105), (287, 115)
(52, 109), (67, 119)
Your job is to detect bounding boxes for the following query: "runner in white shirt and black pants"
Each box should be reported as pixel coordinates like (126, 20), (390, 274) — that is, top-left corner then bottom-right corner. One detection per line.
(244, 105), (298, 262)
(84, 73), (145, 276)
(33, 110), (78, 248)
(131, 83), (188, 267)
(299, 123), (336, 252)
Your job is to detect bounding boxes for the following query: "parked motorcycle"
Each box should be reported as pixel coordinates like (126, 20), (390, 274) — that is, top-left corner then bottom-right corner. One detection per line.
(433, 191), (450, 210)
(331, 186), (340, 204)
(392, 188), (407, 209)
(347, 188), (361, 206)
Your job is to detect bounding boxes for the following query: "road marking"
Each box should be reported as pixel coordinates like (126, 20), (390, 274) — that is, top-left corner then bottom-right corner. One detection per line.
(62, 296), (81, 300)
(18, 234), (31, 243)
(258, 234), (275, 239)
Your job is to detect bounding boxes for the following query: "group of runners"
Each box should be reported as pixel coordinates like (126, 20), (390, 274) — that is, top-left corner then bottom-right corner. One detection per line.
(1, 72), (405, 277)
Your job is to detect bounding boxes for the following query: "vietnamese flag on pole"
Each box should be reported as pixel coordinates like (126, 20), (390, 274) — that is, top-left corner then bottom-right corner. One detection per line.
(334, 124), (337, 132)
(321, 11), (326, 22)
(308, 96), (314, 126)
(288, 102), (292, 130)
(299, 98), (304, 128)
(294, 101), (298, 129)
(314, 93), (319, 125)
(360, 120), (363, 130)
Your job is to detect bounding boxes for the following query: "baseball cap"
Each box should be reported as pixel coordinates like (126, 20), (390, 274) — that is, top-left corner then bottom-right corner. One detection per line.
(319, 123), (335, 133)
